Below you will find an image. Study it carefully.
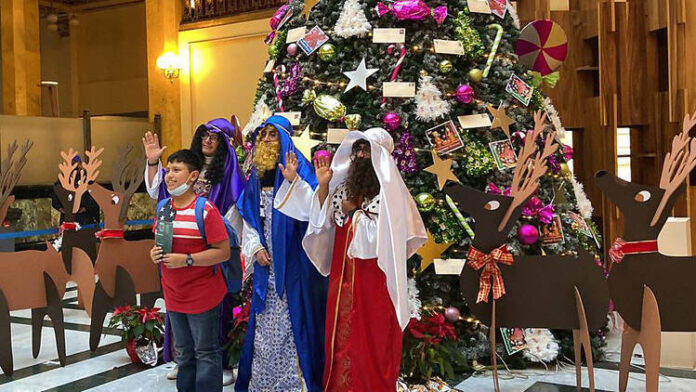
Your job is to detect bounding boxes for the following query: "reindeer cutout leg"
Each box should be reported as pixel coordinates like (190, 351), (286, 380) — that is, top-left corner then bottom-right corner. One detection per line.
(90, 266), (136, 351)
(0, 289), (13, 375)
(489, 299), (501, 392)
(618, 325), (639, 392)
(639, 286), (661, 392)
(572, 287), (595, 392)
(31, 307), (47, 358)
(43, 273), (66, 366)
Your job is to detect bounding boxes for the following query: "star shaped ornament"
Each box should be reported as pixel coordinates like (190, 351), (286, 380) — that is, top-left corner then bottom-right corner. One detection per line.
(343, 58), (378, 93)
(417, 231), (453, 271)
(424, 151), (459, 189)
(292, 126), (322, 158)
(488, 104), (515, 139)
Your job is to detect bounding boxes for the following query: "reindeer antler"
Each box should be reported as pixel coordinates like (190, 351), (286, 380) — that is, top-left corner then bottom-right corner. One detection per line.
(498, 111), (560, 232)
(0, 140), (32, 205)
(111, 144), (145, 197)
(651, 112), (696, 226)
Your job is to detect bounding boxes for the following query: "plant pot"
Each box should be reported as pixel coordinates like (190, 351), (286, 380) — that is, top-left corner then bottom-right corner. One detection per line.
(125, 339), (140, 363)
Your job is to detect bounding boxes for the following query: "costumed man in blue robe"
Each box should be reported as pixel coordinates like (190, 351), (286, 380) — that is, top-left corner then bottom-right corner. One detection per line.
(143, 118), (246, 385)
(235, 115), (327, 392)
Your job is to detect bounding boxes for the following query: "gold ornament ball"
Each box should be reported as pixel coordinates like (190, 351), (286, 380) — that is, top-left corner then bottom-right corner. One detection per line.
(560, 162), (571, 176)
(318, 43), (336, 61)
(469, 68), (484, 83)
(419, 69), (429, 77)
(439, 60), (453, 74)
(415, 193), (436, 212)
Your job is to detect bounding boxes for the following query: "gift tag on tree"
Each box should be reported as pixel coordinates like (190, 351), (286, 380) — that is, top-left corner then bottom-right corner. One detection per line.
(274, 111), (302, 126)
(286, 27), (307, 43)
(506, 74), (534, 106)
(468, 0), (492, 13)
(327, 129), (350, 144)
(489, 0), (508, 18)
(264, 59), (275, 73)
(458, 113), (492, 129)
(298, 26), (329, 54)
(434, 258), (466, 275)
(383, 82), (415, 97)
(433, 39), (465, 55)
(372, 28), (406, 43)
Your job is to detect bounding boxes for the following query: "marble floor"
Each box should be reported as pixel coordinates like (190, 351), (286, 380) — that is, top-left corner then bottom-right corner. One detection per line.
(1, 287), (694, 391)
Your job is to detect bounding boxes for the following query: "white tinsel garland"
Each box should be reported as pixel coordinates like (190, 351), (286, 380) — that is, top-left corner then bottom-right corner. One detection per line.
(407, 278), (422, 320)
(415, 76), (451, 122)
(571, 176), (594, 219)
(507, 1), (521, 29)
(242, 96), (272, 136)
(523, 328), (560, 363)
(542, 97), (567, 139)
(334, 0), (372, 38)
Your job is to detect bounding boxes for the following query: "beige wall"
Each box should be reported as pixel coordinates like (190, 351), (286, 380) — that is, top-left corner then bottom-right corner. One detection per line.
(38, 3), (148, 117)
(76, 3), (148, 115)
(178, 18), (269, 142)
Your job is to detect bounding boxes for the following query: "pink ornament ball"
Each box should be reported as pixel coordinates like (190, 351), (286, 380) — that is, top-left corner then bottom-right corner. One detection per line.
(518, 224), (539, 245)
(455, 84), (474, 104)
(287, 43), (299, 57)
(313, 149), (332, 163)
(382, 112), (402, 131)
(444, 306), (460, 322)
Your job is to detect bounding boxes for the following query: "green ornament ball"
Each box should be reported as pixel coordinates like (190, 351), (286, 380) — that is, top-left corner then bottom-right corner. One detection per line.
(318, 43), (336, 62)
(268, 45), (280, 57)
(416, 193), (436, 212)
(469, 68), (483, 83)
(439, 60), (453, 74)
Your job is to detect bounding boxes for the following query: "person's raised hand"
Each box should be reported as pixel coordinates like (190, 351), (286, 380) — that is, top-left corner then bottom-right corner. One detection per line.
(278, 151), (299, 182)
(142, 131), (167, 165)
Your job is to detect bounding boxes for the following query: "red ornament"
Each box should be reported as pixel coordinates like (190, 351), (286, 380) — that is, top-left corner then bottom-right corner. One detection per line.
(382, 112), (402, 131)
(313, 149), (332, 162)
(455, 84), (474, 104)
(444, 306), (460, 322)
(518, 224), (540, 245)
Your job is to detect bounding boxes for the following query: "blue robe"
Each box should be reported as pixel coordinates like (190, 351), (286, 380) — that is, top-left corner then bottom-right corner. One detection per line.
(235, 116), (327, 392)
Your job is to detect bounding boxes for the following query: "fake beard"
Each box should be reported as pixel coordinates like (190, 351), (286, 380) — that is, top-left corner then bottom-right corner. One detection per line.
(345, 157), (380, 200)
(253, 140), (280, 175)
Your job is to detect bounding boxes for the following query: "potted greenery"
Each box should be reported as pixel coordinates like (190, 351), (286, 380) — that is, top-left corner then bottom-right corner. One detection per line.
(108, 305), (164, 365)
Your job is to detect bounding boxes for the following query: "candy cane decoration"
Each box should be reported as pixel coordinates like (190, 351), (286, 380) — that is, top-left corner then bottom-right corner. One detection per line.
(382, 44), (407, 104)
(273, 65), (285, 112)
(483, 24), (504, 78)
(445, 194), (476, 238)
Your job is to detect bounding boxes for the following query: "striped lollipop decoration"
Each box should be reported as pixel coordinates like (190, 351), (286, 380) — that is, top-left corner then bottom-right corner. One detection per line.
(515, 20), (568, 76)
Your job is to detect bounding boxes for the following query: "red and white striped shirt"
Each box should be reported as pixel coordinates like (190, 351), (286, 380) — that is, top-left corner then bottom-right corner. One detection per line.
(155, 197), (228, 314)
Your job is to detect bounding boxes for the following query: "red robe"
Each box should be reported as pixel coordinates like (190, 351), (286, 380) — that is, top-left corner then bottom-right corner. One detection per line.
(322, 216), (403, 392)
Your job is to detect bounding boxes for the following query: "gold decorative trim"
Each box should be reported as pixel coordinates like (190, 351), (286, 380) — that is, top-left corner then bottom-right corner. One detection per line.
(275, 177), (299, 210)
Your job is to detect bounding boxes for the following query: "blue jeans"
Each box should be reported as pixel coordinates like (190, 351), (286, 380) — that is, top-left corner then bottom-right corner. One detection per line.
(169, 305), (222, 392)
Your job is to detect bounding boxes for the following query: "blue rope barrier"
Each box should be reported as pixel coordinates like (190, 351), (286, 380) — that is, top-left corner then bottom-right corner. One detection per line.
(0, 219), (154, 240)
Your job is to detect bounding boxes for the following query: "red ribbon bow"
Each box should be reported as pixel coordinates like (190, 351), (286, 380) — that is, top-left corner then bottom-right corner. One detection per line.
(608, 237), (658, 267)
(467, 245), (514, 303)
(95, 229), (125, 240)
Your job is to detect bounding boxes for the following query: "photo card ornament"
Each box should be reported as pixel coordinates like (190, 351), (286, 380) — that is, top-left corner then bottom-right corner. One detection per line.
(425, 120), (464, 155)
(506, 74), (535, 106)
(298, 26), (329, 55)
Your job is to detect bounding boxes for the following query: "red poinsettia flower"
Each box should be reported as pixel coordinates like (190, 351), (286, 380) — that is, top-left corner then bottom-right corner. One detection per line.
(113, 305), (131, 317)
(406, 314), (457, 345)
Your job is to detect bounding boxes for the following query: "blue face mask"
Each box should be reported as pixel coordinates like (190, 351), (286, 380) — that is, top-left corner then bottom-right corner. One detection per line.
(169, 182), (190, 196)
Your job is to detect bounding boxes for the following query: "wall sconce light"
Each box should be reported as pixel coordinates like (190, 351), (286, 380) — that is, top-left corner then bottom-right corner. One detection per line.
(156, 52), (183, 82)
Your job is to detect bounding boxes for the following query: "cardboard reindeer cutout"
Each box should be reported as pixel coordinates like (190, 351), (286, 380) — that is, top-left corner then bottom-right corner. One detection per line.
(56, 150), (101, 315)
(0, 141), (69, 375)
(594, 113), (696, 392)
(444, 112), (610, 392)
(78, 145), (161, 351)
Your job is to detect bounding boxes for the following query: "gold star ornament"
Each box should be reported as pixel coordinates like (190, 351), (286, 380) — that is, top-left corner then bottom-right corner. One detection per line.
(292, 126), (322, 159)
(424, 150), (459, 189)
(417, 231), (453, 271)
(488, 104), (515, 139)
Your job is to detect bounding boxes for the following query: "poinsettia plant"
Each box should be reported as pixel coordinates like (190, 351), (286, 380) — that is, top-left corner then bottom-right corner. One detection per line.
(401, 313), (468, 383)
(225, 288), (251, 368)
(108, 305), (164, 344)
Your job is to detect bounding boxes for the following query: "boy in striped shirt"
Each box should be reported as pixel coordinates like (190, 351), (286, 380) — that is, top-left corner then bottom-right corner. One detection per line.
(150, 149), (230, 392)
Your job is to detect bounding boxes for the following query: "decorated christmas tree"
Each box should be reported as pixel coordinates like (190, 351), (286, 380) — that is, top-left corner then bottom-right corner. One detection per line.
(242, 0), (604, 385)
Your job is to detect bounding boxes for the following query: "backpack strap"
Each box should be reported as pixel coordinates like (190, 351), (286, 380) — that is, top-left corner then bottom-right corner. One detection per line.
(194, 197), (208, 243)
